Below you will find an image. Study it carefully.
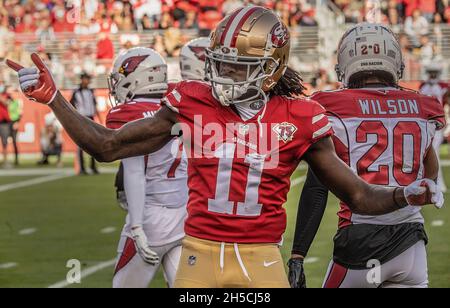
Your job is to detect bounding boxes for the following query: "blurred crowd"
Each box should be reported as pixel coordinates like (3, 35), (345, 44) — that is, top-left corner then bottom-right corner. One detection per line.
(333, 0), (450, 26)
(0, 0), (316, 35)
(0, 0), (448, 89)
(333, 0), (450, 79)
(0, 0), (317, 86)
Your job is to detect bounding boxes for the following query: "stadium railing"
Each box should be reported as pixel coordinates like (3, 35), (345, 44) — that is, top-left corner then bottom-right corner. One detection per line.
(1, 25), (448, 90)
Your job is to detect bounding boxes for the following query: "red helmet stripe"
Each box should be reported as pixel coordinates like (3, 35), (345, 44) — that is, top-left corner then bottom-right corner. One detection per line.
(220, 8), (243, 46)
(230, 7), (259, 48)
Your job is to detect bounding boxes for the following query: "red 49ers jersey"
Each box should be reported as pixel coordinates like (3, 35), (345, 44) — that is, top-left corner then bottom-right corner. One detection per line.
(312, 88), (446, 228)
(162, 81), (333, 243)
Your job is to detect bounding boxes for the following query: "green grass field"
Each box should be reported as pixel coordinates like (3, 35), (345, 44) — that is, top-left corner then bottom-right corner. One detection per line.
(0, 158), (449, 288)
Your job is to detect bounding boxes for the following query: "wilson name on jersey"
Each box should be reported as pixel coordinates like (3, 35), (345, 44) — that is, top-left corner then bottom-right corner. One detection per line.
(162, 81), (333, 244)
(106, 99), (188, 209)
(312, 88), (446, 228)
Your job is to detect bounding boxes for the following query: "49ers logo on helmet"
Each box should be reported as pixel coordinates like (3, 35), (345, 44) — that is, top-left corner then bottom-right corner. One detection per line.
(271, 22), (290, 48)
(273, 122), (297, 143)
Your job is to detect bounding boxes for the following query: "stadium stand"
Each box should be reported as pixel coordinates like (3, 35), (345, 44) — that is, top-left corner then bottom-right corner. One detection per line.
(0, 0), (449, 89)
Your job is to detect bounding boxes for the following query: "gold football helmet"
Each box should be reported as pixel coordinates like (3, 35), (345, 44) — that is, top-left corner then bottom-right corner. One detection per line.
(206, 6), (291, 106)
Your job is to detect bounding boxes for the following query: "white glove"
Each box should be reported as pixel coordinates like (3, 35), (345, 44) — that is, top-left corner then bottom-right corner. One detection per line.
(404, 179), (444, 209)
(130, 226), (159, 265)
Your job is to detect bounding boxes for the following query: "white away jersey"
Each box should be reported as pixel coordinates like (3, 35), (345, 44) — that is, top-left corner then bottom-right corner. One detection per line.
(312, 88), (446, 227)
(106, 98), (188, 245)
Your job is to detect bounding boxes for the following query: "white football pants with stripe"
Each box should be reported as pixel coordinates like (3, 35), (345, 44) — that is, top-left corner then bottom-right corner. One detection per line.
(322, 241), (428, 288)
(113, 236), (182, 288)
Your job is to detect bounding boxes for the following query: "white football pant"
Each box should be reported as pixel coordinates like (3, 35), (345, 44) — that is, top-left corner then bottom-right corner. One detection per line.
(323, 241), (428, 288)
(113, 236), (182, 288)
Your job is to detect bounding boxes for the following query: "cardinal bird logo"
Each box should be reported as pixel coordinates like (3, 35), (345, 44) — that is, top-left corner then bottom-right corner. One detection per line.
(273, 122), (297, 143)
(270, 22), (290, 48)
(119, 55), (149, 76)
(188, 46), (207, 61)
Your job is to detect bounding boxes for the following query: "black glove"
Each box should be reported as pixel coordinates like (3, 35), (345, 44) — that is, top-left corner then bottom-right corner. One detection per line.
(288, 258), (306, 288)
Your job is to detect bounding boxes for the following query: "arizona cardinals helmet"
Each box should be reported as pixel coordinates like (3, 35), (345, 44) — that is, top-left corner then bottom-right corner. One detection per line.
(336, 23), (404, 87)
(108, 47), (168, 105)
(180, 37), (210, 81)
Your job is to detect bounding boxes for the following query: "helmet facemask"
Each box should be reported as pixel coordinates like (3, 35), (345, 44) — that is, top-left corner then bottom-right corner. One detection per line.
(108, 64), (168, 106)
(205, 47), (279, 106)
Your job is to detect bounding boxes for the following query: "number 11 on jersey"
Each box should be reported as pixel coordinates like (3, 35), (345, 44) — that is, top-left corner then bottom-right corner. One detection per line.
(208, 143), (265, 217)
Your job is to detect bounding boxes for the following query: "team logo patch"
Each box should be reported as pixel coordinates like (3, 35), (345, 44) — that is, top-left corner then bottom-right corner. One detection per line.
(221, 47), (231, 54)
(188, 256), (197, 266)
(271, 22), (290, 48)
(119, 55), (149, 76)
(273, 122), (297, 143)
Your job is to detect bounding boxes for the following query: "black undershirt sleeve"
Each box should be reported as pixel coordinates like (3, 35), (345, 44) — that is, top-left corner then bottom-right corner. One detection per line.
(291, 167), (329, 257)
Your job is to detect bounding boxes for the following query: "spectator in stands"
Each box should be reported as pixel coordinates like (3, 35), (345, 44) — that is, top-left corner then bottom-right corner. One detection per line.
(386, 0), (401, 25)
(418, 0), (436, 22)
(152, 34), (168, 57)
(419, 35), (436, 72)
(7, 90), (22, 166)
(52, 7), (75, 34)
(140, 14), (155, 31)
(134, 0), (162, 31)
(0, 81), (11, 167)
(310, 69), (338, 92)
(222, 0), (243, 15)
(163, 28), (183, 57)
(70, 73), (100, 175)
(405, 8), (429, 46)
(96, 32), (115, 74)
(38, 112), (63, 168)
(36, 18), (56, 45)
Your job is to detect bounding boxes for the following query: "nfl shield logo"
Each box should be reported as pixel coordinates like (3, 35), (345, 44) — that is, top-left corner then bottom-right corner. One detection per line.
(273, 122), (297, 143)
(188, 256), (197, 266)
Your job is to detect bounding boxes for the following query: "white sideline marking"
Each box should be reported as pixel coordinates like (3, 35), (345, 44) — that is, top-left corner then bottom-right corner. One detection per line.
(19, 228), (37, 236)
(100, 227), (117, 234)
(431, 220), (445, 227)
(0, 263), (18, 269)
(292, 176), (306, 187)
(48, 259), (117, 289)
(304, 257), (319, 264)
(0, 173), (74, 193)
(0, 167), (118, 177)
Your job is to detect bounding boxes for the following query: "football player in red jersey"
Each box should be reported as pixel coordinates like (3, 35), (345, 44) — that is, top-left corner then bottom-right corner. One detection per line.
(7, 8), (444, 288)
(105, 47), (189, 288)
(289, 23), (445, 288)
(420, 63), (449, 193)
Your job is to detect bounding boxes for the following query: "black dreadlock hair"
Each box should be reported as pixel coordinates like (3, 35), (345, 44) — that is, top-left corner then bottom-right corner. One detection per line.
(270, 67), (307, 97)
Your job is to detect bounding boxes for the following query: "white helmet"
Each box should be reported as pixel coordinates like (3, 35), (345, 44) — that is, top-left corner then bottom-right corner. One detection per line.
(425, 62), (443, 75)
(180, 37), (210, 81)
(108, 47), (168, 104)
(335, 23), (405, 87)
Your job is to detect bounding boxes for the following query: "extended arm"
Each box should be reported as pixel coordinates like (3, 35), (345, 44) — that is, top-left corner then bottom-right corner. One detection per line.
(303, 137), (442, 215)
(287, 168), (329, 288)
(49, 92), (175, 162)
(6, 54), (177, 162)
(424, 146), (439, 181)
(291, 168), (328, 258)
(122, 156), (146, 227)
